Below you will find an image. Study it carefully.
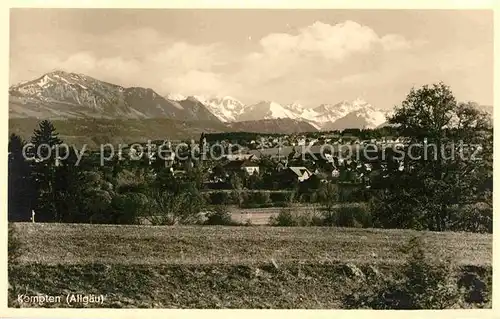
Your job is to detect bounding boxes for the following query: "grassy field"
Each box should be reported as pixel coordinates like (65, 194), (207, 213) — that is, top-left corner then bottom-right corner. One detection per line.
(8, 223), (492, 308)
(11, 223), (491, 266)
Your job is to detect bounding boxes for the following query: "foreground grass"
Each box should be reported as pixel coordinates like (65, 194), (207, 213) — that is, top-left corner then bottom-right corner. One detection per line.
(8, 223), (492, 308)
(10, 262), (490, 308)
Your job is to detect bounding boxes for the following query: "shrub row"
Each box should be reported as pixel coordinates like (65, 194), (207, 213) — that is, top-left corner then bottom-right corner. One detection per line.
(269, 203), (372, 227)
(203, 184), (369, 208)
(203, 191), (295, 208)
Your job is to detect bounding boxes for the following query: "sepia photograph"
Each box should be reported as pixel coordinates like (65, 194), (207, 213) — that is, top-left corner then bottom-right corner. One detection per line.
(5, 6), (494, 311)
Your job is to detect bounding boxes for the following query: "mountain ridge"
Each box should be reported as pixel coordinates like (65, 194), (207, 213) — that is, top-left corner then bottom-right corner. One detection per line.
(10, 71), (492, 134)
(9, 70), (220, 123)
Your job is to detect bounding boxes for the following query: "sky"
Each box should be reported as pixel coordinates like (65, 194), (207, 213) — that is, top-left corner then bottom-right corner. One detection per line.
(9, 9), (493, 109)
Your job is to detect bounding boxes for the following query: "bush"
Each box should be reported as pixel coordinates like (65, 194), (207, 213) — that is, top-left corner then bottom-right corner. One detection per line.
(145, 189), (205, 225)
(317, 183), (339, 204)
(335, 203), (372, 228)
(229, 190), (243, 207)
(341, 237), (490, 309)
(110, 192), (147, 224)
(320, 203), (372, 228)
(299, 207), (325, 226)
(251, 191), (271, 206)
(338, 185), (369, 202)
(449, 203), (492, 234)
(201, 192), (211, 206)
(204, 205), (237, 226)
(269, 206), (323, 226)
(208, 191), (230, 206)
(269, 191), (295, 205)
(84, 189), (114, 224)
(268, 204), (371, 227)
(241, 191), (272, 208)
(269, 209), (298, 226)
(308, 192), (319, 203)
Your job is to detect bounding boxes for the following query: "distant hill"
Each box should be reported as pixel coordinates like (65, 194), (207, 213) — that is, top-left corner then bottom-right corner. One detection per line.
(226, 118), (318, 134)
(9, 117), (318, 149)
(9, 118), (229, 149)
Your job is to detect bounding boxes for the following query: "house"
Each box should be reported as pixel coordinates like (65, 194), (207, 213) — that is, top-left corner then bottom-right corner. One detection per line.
(223, 159), (260, 175)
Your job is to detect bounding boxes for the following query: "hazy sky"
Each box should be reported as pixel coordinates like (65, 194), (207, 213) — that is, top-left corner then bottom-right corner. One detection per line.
(10, 9), (493, 109)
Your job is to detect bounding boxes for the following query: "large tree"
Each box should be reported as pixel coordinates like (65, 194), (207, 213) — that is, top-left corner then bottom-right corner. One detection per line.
(29, 120), (63, 222)
(52, 146), (91, 223)
(372, 82), (492, 232)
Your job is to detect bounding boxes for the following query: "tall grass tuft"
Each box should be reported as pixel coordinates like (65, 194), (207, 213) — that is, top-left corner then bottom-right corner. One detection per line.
(341, 236), (491, 309)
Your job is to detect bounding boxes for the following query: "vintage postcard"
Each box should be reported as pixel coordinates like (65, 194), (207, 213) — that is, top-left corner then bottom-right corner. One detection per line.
(2, 1), (496, 317)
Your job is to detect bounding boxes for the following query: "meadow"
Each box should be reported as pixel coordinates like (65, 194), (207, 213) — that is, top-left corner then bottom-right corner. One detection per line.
(8, 223), (492, 308)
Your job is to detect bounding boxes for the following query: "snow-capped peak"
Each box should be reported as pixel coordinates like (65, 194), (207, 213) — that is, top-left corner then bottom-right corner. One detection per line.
(209, 96), (245, 110)
(189, 95), (246, 122)
(37, 74), (53, 87)
(285, 102), (305, 114)
(165, 93), (187, 101)
(191, 95), (209, 105)
(323, 105), (388, 131)
(9, 70), (94, 98)
(266, 101), (292, 118)
(352, 97), (370, 108)
(171, 93), (387, 130)
(236, 100), (300, 122)
(300, 98), (387, 130)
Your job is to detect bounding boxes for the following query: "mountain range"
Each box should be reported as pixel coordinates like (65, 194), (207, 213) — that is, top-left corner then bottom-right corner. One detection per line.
(9, 70), (492, 136)
(175, 95), (392, 130)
